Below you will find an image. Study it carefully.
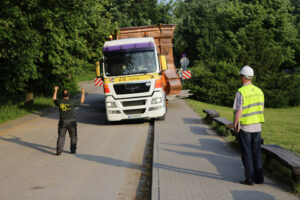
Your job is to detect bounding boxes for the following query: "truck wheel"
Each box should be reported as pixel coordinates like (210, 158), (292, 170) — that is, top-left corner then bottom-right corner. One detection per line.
(157, 114), (165, 121)
(157, 105), (167, 121)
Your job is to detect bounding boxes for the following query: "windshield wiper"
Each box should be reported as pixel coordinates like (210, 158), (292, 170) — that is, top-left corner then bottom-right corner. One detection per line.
(137, 70), (151, 74)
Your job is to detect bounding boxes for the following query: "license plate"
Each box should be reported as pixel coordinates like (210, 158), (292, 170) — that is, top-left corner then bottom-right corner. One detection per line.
(128, 114), (142, 119)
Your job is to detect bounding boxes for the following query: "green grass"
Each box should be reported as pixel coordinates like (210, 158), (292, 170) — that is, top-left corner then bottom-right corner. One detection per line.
(0, 70), (95, 124)
(0, 96), (54, 124)
(74, 70), (95, 82)
(186, 98), (300, 194)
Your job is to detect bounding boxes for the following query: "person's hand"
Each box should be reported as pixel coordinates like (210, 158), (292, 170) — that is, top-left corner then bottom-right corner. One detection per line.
(80, 88), (85, 104)
(53, 86), (59, 101)
(234, 123), (240, 133)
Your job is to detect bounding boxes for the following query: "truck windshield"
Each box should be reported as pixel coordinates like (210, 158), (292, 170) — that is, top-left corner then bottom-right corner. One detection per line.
(104, 51), (157, 76)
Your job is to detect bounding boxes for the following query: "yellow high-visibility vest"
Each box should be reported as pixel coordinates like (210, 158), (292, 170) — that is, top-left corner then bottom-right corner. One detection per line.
(238, 84), (264, 125)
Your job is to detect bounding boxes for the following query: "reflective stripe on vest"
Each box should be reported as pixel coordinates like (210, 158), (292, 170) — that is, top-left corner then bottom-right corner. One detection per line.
(238, 84), (264, 125)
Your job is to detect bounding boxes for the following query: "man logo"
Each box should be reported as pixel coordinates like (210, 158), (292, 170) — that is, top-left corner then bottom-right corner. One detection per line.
(60, 103), (71, 111)
(130, 87), (135, 93)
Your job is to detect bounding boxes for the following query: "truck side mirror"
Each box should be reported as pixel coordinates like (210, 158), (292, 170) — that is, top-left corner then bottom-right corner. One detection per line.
(160, 55), (168, 71)
(96, 61), (101, 77)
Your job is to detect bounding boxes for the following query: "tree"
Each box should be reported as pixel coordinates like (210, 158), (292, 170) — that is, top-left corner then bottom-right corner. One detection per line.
(107, 0), (135, 27)
(291, 0), (300, 71)
(0, 0), (115, 99)
(173, 0), (224, 64)
(0, 0), (42, 97)
(174, 0), (300, 107)
(108, 0), (174, 27)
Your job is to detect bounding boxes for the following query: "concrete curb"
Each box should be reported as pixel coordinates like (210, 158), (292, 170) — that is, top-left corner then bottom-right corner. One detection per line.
(151, 120), (160, 200)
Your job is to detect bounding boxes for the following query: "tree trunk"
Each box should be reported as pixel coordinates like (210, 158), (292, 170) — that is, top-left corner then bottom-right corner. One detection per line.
(25, 91), (34, 104)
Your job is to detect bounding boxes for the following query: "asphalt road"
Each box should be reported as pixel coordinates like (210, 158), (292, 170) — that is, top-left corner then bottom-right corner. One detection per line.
(0, 82), (151, 200)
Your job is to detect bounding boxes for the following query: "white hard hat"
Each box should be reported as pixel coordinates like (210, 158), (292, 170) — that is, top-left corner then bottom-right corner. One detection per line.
(239, 65), (254, 77)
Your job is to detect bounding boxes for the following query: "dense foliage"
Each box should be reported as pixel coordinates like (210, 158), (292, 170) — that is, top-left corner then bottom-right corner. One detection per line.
(0, 0), (172, 100)
(174, 0), (300, 107)
(1, 0), (300, 108)
(0, 0), (115, 97)
(107, 0), (174, 27)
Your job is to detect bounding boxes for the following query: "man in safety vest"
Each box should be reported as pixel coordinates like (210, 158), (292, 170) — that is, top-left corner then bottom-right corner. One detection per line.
(233, 65), (264, 186)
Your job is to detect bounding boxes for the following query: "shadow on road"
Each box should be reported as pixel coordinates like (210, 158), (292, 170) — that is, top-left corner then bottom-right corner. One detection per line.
(75, 153), (143, 170)
(161, 148), (241, 183)
(161, 138), (279, 188)
(160, 136), (243, 183)
(35, 93), (150, 126)
(188, 126), (210, 135)
(32, 93), (112, 126)
(231, 190), (275, 200)
(153, 161), (225, 180)
(0, 136), (56, 155)
(182, 117), (203, 125)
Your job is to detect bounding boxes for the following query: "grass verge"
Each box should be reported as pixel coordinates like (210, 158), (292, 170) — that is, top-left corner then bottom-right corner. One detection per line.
(0, 96), (53, 124)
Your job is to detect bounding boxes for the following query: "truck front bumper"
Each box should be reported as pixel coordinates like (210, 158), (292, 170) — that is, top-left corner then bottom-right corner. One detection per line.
(105, 91), (166, 121)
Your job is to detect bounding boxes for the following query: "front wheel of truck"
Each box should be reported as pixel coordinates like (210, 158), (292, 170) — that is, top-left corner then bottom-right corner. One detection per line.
(156, 103), (167, 121)
(157, 114), (165, 121)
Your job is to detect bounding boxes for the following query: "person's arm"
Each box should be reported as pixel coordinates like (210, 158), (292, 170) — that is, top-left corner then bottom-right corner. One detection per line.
(81, 88), (85, 104)
(233, 92), (243, 132)
(234, 109), (242, 132)
(53, 86), (59, 101)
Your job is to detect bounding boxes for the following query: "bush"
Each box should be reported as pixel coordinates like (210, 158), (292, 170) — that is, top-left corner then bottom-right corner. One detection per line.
(185, 60), (240, 107)
(258, 72), (300, 107)
(185, 60), (300, 108)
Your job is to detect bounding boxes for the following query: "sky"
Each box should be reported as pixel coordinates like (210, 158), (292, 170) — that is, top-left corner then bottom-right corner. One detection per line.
(158, 0), (172, 4)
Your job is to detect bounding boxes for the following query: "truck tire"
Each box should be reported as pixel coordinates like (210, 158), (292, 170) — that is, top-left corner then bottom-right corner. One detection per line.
(157, 114), (165, 121)
(157, 104), (167, 121)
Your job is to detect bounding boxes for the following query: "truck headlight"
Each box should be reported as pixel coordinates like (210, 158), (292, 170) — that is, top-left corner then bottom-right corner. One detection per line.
(151, 97), (162, 104)
(107, 102), (117, 108)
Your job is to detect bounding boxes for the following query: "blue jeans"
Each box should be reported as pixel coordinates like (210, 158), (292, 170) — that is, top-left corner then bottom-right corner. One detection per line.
(239, 130), (264, 184)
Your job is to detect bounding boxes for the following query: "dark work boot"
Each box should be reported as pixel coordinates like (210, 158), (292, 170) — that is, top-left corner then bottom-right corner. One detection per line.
(240, 180), (254, 186)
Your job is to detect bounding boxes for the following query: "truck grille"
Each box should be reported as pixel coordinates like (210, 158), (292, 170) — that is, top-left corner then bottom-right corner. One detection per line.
(124, 109), (146, 115)
(114, 82), (151, 95)
(122, 100), (146, 107)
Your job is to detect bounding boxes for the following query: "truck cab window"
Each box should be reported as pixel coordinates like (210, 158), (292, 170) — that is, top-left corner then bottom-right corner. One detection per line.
(104, 51), (156, 76)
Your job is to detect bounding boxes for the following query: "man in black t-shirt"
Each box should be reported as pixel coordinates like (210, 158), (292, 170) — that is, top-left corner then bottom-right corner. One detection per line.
(53, 86), (85, 155)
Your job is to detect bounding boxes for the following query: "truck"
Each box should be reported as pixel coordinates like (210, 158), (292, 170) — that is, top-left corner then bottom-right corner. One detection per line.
(96, 24), (181, 121)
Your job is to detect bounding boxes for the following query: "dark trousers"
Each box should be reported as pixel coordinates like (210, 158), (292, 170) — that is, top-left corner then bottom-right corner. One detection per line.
(239, 130), (264, 184)
(57, 119), (77, 153)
